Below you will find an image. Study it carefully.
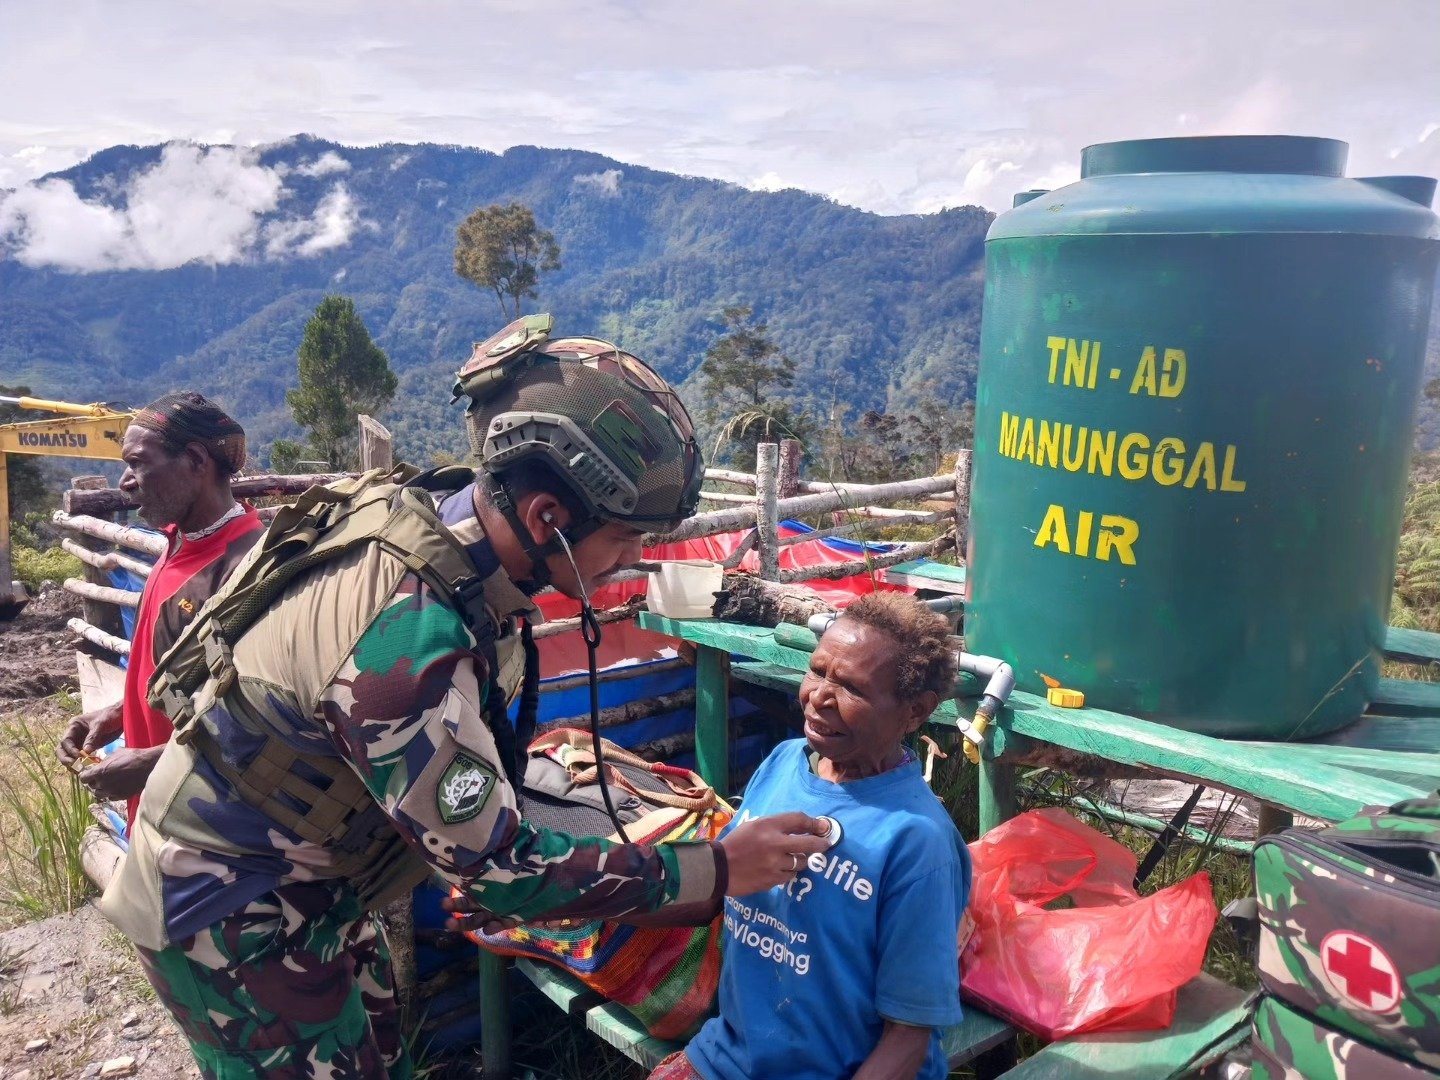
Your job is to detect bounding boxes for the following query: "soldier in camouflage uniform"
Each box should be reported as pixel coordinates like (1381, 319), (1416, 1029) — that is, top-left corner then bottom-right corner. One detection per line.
(100, 315), (830, 1079)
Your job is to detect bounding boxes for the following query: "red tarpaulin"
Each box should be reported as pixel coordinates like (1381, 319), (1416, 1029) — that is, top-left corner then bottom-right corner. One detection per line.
(535, 522), (914, 675)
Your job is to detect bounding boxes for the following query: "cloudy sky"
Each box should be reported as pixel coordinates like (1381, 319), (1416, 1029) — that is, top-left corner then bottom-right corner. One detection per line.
(1, 0), (1436, 217)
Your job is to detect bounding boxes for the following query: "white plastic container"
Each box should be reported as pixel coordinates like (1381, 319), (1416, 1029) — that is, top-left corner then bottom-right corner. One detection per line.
(647, 560), (723, 619)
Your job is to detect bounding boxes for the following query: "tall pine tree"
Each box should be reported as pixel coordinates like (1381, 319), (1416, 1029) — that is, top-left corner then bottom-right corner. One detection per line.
(698, 306), (810, 469)
(286, 297), (397, 470)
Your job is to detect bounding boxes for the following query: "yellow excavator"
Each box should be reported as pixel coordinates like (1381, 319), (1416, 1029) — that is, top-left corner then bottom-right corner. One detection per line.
(0, 395), (134, 617)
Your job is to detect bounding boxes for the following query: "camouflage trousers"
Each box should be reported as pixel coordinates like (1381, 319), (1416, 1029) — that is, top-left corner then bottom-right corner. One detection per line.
(136, 881), (414, 1080)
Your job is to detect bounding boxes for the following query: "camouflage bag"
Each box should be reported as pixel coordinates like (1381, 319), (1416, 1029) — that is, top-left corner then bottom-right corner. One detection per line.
(1252, 795), (1440, 1073)
(1252, 994), (1438, 1079)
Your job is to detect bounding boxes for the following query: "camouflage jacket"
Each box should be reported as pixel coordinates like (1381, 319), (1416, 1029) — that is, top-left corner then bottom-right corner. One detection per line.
(101, 484), (724, 951)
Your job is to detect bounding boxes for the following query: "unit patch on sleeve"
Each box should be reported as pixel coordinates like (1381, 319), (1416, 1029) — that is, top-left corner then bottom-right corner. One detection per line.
(437, 753), (497, 824)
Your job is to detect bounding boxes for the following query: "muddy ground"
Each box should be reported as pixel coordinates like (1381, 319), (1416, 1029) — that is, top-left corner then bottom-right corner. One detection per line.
(0, 588), (82, 709)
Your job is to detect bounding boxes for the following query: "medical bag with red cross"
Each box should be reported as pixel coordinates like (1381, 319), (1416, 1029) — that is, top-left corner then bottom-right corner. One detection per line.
(1251, 796), (1440, 1074)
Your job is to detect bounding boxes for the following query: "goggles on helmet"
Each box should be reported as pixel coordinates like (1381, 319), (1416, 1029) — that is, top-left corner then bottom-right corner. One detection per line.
(454, 315), (703, 528)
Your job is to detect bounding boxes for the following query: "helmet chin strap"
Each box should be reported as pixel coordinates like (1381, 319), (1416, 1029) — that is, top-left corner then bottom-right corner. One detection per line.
(484, 474), (608, 591)
(549, 526), (632, 844)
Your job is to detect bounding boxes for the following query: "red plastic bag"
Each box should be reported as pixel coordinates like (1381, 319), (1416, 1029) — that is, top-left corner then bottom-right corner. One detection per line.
(960, 808), (1217, 1039)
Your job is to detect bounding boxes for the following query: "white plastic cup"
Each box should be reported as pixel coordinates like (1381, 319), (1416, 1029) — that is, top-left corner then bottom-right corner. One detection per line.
(647, 560), (724, 619)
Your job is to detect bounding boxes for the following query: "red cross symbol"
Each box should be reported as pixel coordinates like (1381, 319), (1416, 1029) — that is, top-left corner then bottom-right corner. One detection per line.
(1320, 930), (1400, 1012)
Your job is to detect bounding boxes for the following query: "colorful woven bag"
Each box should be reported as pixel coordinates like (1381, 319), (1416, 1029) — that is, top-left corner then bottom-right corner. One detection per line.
(468, 728), (733, 1040)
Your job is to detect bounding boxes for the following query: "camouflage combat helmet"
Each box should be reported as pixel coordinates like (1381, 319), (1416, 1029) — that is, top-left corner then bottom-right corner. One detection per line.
(452, 314), (703, 579)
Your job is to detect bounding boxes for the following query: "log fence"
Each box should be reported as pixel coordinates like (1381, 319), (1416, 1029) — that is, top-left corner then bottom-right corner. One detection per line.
(50, 421), (970, 665)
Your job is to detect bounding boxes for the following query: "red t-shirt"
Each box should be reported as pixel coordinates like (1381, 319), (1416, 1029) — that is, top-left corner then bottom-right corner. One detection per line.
(121, 508), (264, 827)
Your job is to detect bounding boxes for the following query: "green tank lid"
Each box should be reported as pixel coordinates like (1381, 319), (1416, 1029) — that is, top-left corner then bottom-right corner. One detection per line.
(1081, 134), (1347, 178)
(990, 135), (1440, 241)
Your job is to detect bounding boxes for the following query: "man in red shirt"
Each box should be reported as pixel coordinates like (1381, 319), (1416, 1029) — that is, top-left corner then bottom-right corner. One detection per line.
(57, 392), (263, 828)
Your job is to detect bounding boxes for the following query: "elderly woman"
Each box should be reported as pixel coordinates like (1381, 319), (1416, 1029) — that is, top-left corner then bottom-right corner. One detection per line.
(652, 591), (971, 1080)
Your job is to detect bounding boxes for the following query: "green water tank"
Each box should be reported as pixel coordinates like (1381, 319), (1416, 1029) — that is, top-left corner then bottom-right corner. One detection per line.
(966, 135), (1440, 738)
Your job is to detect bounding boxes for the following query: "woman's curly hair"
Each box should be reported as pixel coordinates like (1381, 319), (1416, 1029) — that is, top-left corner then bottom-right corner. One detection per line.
(837, 592), (957, 703)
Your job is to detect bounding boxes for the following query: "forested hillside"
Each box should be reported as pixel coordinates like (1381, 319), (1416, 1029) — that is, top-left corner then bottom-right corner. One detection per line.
(3, 136), (1437, 467)
(0, 137), (992, 464)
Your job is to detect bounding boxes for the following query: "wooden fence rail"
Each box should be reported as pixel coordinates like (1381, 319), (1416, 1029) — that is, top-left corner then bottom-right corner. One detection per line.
(51, 430), (970, 660)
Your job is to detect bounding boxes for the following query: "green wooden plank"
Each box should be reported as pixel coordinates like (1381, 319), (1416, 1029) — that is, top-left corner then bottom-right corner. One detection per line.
(1384, 625), (1440, 666)
(639, 613), (820, 673)
(1232, 740), (1440, 777)
(1370, 676), (1440, 717)
(514, 956), (594, 1012)
(941, 1006), (1016, 1066)
(883, 560), (968, 595)
(732, 660), (806, 695)
(478, 950), (512, 1078)
(584, 1004), (682, 1070)
(693, 644), (730, 794)
(514, 958), (681, 1069)
(975, 693), (1419, 823)
(1314, 714), (1440, 753)
(883, 559), (968, 585)
(644, 615), (1419, 822)
(1001, 976), (1255, 1080)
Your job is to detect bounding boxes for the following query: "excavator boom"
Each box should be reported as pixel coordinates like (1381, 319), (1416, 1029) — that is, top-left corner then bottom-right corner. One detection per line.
(1, 395), (136, 616)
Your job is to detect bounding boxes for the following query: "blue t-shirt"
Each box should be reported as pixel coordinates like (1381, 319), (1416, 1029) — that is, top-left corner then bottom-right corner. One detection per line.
(686, 739), (970, 1080)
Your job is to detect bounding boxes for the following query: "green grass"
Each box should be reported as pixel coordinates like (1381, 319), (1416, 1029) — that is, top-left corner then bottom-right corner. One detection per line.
(0, 697), (97, 927)
(10, 544), (83, 591)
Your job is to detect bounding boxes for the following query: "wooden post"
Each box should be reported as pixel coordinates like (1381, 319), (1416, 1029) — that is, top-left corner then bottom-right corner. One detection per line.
(755, 442), (780, 582)
(978, 755), (1017, 836)
(362, 414), (413, 1013)
(358, 415), (393, 473)
(1256, 805), (1293, 837)
(953, 448), (972, 563)
(382, 897), (417, 1019)
(69, 476), (127, 639)
(694, 645), (732, 796)
(478, 951), (512, 1079)
(777, 438), (802, 499)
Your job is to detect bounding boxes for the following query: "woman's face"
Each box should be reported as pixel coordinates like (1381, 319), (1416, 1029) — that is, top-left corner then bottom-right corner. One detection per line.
(799, 619), (932, 783)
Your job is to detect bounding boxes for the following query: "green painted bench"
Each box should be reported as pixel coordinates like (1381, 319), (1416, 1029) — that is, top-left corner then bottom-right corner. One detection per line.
(479, 613), (1438, 1077)
(511, 955), (1252, 1078)
(639, 614), (1440, 833)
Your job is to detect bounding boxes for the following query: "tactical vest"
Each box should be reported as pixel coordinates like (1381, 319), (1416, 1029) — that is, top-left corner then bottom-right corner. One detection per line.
(144, 465), (536, 914)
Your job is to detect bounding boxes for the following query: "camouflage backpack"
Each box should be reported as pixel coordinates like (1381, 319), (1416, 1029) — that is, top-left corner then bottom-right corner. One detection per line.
(145, 464), (536, 911)
(1251, 795), (1440, 1078)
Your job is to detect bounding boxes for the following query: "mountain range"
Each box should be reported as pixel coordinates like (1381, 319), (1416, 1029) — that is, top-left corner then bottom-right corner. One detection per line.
(1, 136), (1435, 466)
(0, 136), (992, 465)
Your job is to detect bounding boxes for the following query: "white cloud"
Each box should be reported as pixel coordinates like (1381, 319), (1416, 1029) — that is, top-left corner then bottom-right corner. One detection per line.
(264, 184), (361, 257)
(0, 142), (361, 270)
(295, 150), (350, 177)
(573, 168), (622, 196)
(748, 171), (788, 193)
(0, 1), (1435, 214)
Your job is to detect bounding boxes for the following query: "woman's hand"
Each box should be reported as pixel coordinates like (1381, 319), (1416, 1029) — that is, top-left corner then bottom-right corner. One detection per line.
(719, 812), (831, 896)
(77, 745), (164, 801)
(57, 703), (123, 770)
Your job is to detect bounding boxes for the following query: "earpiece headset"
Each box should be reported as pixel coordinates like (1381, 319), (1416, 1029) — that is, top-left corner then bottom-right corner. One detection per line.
(536, 504), (631, 842)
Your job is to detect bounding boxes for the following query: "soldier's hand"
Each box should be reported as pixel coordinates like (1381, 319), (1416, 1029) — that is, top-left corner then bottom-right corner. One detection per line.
(719, 812), (831, 897)
(440, 894), (523, 936)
